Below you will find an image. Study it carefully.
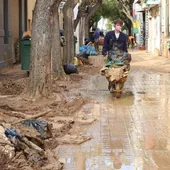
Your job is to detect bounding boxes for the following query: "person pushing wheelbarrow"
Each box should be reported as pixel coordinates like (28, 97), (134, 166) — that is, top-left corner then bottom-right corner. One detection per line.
(101, 19), (131, 98)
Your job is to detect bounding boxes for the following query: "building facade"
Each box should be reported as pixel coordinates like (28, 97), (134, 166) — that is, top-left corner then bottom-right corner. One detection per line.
(161, 0), (170, 57)
(147, 2), (161, 55)
(0, 0), (29, 70)
(134, 0), (170, 57)
(133, 3), (146, 47)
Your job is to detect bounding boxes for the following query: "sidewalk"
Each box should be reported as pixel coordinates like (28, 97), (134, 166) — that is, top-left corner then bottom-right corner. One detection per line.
(131, 50), (170, 73)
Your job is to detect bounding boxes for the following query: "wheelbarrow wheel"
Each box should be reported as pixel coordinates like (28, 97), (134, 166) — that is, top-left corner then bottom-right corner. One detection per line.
(115, 83), (122, 98)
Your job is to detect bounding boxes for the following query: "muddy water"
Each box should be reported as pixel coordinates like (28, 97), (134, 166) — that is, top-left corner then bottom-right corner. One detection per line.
(57, 57), (170, 170)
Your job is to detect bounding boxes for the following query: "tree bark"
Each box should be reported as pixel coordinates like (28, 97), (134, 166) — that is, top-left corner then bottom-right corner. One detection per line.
(28, 0), (56, 99)
(85, 4), (101, 37)
(79, 17), (86, 46)
(85, 3), (100, 37)
(74, 0), (79, 8)
(74, 10), (83, 30)
(85, 19), (89, 38)
(128, 21), (132, 35)
(74, 0), (87, 30)
(124, 19), (132, 35)
(51, 1), (65, 77)
(63, 0), (74, 64)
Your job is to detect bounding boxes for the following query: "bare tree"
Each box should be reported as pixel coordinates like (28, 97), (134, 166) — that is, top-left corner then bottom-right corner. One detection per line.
(74, 0), (87, 30)
(74, 0), (103, 43)
(85, 3), (101, 37)
(116, 0), (134, 22)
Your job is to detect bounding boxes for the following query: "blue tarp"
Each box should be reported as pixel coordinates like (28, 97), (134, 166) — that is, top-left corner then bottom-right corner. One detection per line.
(79, 45), (97, 55)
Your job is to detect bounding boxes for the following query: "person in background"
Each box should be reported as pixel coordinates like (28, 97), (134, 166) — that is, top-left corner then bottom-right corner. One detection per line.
(93, 28), (100, 53)
(84, 38), (91, 45)
(128, 35), (135, 49)
(102, 19), (128, 60)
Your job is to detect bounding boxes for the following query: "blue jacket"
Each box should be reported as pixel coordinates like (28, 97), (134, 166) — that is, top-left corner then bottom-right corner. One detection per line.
(94, 30), (100, 40)
(102, 31), (128, 55)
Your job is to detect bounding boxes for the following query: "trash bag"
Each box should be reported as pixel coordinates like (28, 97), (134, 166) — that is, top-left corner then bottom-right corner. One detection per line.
(63, 64), (78, 75)
(21, 119), (49, 139)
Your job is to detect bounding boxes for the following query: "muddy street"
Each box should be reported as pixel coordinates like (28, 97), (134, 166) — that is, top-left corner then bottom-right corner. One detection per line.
(57, 51), (170, 170)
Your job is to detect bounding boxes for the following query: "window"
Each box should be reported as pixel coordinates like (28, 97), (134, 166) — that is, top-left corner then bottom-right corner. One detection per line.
(3, 0), (8, 44)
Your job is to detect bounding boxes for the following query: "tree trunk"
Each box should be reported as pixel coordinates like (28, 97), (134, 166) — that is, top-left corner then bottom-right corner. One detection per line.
(79, 17), (86, 46)
(28, 0), (55, 99)
(74, 0), (86, 30)
(63, 0), (74, 64)
(117, 0), (133, 23)
(51, 1), (65, 77)
(85, 18), (89, 38)
(84, 4), (100, 38)
(74, 11), (82, 31)
(127, 20), (132, 35)
(128, 23), (132, 36)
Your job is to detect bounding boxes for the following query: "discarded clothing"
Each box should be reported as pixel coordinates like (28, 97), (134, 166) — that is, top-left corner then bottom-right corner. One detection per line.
(21, 119), (49, 139)
(5, 128), (21, 140)
(79, 45), (97, 55)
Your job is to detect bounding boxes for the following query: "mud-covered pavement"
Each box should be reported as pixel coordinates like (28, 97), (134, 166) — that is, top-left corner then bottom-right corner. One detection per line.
(57, 51), (170, 170)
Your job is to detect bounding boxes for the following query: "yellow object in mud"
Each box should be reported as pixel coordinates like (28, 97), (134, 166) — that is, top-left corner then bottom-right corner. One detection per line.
(74, 57), (78, 66)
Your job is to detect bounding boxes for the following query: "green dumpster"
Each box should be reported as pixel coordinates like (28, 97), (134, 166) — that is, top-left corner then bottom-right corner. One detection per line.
(74, 36), (77, 56)
(20, 39), (31, 71)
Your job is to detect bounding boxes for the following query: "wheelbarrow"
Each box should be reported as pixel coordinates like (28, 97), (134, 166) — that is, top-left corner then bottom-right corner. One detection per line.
(101, 64), (129, 98)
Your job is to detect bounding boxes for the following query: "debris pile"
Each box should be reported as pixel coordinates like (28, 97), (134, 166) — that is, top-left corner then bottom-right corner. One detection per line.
(0, 110), (63, 170)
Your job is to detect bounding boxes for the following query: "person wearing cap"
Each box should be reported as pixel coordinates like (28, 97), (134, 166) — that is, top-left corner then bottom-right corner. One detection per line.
(102, 19), (128, 59)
